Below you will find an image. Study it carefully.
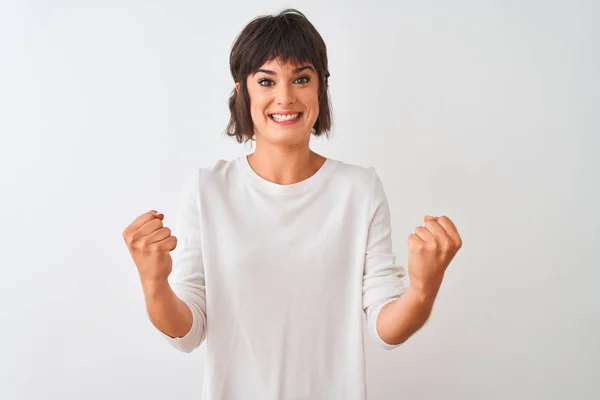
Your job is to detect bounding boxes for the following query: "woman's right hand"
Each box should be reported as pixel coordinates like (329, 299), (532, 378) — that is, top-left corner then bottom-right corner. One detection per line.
(122, 210), (178, 285)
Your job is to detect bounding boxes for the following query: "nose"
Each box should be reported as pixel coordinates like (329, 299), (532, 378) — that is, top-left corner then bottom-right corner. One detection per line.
(275, 82), (296, 106)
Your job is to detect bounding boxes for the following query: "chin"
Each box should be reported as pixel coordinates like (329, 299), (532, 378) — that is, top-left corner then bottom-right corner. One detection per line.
(255, 119), (312, 144)
(259, 128), (309, 146)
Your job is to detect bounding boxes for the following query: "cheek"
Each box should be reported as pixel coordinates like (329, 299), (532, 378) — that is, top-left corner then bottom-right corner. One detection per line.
(250, 95), (269, 117)
(304, 89), (319, 109)
(305, 92), (320, 119)
(246, 83), (268, 119)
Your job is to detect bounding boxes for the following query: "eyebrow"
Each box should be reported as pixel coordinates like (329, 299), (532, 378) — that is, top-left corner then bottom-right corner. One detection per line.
(253, 65), (315, 76)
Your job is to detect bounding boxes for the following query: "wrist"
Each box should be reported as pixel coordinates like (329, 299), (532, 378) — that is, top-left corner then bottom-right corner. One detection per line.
(409, 274), (444, 299)
(141, 278), (171, 299)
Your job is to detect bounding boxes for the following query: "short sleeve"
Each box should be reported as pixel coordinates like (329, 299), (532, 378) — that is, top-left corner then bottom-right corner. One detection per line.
(362, 168), (407, 350)
(159, 169), (207, 353)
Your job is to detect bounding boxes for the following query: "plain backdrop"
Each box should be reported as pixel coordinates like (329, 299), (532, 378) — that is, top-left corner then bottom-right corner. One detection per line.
(1, 0), (598, 399)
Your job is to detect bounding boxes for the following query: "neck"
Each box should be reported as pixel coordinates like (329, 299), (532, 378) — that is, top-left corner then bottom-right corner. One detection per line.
(247, 142), (326, 185)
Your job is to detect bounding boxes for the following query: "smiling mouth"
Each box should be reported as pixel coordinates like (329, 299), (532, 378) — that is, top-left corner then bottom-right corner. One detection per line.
(269, 112), (302, 122)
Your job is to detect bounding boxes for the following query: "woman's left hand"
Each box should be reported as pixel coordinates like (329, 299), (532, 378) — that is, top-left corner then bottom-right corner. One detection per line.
(407, 215), (463, 293)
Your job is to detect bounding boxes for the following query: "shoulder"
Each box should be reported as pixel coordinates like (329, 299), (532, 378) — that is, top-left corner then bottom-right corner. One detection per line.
(328, 158), (379, 191)
(327, 159), (390, 211)
(186, 157), (243, 182)
(177, 157), (241, 195)
(200, 157), (239, 176)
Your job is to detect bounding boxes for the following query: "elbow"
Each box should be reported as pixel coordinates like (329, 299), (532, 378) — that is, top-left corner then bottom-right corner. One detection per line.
(168, 326), (206, 354)
(380, 343), (401, 351)
(377, 318), (429, 350)
(176, 338), (205, 354)
(376, 331), (404, 350)
(178, 316), (207, 354)
(381, 331), (413, 350)
(164, 302), (207, 354)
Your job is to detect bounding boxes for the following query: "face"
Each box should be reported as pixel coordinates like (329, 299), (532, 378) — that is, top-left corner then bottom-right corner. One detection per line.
(237, 58), (320, 147)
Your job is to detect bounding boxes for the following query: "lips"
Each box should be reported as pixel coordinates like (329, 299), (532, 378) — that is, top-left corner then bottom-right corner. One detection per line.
(269, 112), (302, 123)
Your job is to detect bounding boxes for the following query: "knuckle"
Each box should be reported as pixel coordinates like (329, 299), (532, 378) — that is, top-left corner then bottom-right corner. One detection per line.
(149, 243), (161, 253)
(130, 230), (141, 242)
(142, 241), (158, 254)
(137, 238), (150, 250)
(440, 239), (451, 250)
(136, 235), (153, 250)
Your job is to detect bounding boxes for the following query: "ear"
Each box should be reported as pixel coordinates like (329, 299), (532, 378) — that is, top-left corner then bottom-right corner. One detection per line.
(235, 82), (240, 95)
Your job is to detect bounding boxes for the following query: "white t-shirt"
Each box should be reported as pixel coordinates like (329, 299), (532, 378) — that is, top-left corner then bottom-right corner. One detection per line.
(160, 154), (406, 399)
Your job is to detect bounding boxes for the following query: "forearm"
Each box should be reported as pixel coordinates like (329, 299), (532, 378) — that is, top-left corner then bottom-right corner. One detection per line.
(142, 280), (193, 339)
(376, 278), (443, 346)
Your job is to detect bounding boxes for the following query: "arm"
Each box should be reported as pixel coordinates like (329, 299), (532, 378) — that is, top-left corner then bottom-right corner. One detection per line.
(376, 276), (443, 346)
(154, 169), (207, 353)
(377, 211), (463, 346)
(362, 169), (407, 350)
(142, 279), (193, 339)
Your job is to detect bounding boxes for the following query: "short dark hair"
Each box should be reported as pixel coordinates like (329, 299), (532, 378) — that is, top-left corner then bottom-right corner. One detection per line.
(226, 8), (333, 144)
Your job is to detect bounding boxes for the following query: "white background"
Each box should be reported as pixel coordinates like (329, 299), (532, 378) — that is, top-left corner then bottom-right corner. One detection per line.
(1, 0), (598, 399)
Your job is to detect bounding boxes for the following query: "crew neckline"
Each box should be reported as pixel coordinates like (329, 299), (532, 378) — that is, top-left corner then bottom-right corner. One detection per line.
(239, 153), (337, 195)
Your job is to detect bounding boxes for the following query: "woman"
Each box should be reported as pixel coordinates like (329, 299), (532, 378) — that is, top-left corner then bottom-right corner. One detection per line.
(123, 8), (462, 400)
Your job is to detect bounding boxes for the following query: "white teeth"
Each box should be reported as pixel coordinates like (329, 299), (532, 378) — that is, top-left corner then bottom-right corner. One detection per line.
(271, 113), (300, 122)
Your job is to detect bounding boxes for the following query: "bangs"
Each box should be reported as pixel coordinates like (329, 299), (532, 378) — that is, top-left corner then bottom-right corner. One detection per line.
(231, 10), (328, 80)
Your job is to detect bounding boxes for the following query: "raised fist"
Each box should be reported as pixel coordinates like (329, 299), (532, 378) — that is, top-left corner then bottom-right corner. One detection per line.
(122, 210), (178, 285)
(407, 215), (462, 291)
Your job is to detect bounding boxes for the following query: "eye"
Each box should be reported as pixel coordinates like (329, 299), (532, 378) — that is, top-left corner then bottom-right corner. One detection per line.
(294, 75), (311, 84)
(257, 75), (310, 87)
(258, 78), (274, 87)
